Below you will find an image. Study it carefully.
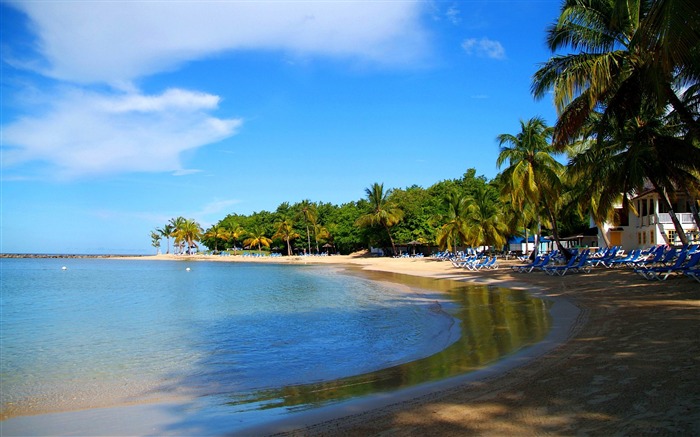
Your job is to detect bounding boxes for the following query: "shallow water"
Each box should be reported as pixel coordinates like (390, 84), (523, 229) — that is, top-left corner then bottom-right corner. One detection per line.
(1, 258), (551, 433)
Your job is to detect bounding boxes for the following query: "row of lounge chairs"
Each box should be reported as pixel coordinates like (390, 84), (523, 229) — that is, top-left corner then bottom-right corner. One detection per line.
(450, 255), (499, 271)
(510, 245), (700, 282)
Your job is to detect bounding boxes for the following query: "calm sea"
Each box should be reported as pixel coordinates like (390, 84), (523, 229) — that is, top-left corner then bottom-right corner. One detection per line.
(0, 257), (552, 434)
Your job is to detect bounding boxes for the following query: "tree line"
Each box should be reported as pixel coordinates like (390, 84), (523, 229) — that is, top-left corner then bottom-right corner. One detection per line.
(151, 0), (699, 257)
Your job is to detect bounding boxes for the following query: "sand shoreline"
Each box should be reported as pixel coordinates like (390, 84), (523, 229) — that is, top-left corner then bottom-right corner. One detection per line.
(3, 254), (699, 435)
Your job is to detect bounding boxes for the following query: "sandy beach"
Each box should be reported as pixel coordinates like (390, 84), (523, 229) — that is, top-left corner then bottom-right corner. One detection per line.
(118, 252), (700, 435)
(3, 252), (699, 435)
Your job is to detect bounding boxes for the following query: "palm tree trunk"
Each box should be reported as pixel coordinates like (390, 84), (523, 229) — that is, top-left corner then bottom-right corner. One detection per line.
(546, 207), (572, 260)
(385, 224), (397, 256)
(656, 184), (690, 246)
(594, 219), (612, 248)
(286, 239), (292, 256)
(685, 189), (700, 230)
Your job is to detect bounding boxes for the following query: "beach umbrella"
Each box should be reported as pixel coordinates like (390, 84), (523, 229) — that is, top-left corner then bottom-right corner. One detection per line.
(407, 240), (422, 255)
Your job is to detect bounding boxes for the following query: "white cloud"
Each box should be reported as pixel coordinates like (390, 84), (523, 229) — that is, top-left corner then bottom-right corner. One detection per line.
(461, 37), (506, 60)
(446, 6), (461, 24)
(2, 88), (242, 179)
(8, 1), (429, 84)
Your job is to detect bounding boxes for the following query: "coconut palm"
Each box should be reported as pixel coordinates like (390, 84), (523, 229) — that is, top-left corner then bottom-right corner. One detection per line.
(435, 192), (470, 252)
(169, 216), (187, 254)
(313, 223), (330, 254)
(297, 200), (317, 254)
(532, 0), (700, 147)
(173, 219), (203, 254)
(273, 219), (300, 256)
(464, 184), (508, 251)
(203, 224), (230, 252)
(227, 224), (246, 252)
(568, 106), (700, 246)
(355, 183), (404, 256)
(243, 226), (273, 252)
(496, 117), (570, 257)
(157, 224), (174, 254)
(150, 230), (161, 254)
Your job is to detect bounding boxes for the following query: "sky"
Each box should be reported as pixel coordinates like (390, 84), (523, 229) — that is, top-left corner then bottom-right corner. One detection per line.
(1, 0), (563, 254)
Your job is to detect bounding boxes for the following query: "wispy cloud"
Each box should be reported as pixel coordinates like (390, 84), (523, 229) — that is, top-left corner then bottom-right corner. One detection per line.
(461, 37), (506, 60)
(7, 1), (429, 84)
(2, 88), (242, 179)
(446, 6), (461, 24)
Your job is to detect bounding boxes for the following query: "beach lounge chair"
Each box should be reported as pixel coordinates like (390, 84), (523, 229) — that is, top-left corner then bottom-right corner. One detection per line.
(544, 251), (591, 276)
(635, 251), (697, 281)
(470, 256), (498, 271)
(684, 267), (700, 283)
(607, 249), (642, 268)
(513, 253), (551, 273)
(543, 253), (579, 276)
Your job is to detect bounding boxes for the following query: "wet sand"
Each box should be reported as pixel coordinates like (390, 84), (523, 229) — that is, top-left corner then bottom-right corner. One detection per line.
(3, 253), (699, 435)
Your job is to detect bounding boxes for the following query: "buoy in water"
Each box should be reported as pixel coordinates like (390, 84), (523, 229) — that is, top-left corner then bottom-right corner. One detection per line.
(186, 267), (191, 271)
(61, 266), (67, 270)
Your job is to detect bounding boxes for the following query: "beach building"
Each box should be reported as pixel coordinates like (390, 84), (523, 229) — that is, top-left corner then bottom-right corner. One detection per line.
(596, 188), (699, 250)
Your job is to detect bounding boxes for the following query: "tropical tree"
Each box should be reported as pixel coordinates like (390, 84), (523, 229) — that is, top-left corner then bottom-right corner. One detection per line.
(435, 192), (470, 252)
(272, 219), (300, 256)
(173, 219), (203, 254)
(227, 224), (247, 252)
(568, 106), (700, 246)
(243, 226), (273, 252)
(355, 183), (404, 255)
(150, 230), (161, 254)
(496, 117), (570, 257)
(203, 224), (230, 252)
(297, 200), (317, 254)
(157, 224), (173, 254)
(532, 0), (700, 147)
(464, 183), (508, 251)
(169, 216), (187, 254)
(313, 222), (330, 254)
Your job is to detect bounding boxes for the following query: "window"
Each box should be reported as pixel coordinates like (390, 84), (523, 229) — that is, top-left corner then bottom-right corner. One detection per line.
(642, 231), (647, 245)
(667, 230), (677, 244)
(638, 232), (642, 245)
(650, 231), (654, 245)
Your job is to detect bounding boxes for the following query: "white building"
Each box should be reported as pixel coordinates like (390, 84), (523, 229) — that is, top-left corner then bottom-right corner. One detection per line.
(598, 189), (699, 250)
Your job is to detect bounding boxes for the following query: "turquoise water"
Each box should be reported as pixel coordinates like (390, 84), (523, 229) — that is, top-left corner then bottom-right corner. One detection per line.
(1, 258), (551, 433)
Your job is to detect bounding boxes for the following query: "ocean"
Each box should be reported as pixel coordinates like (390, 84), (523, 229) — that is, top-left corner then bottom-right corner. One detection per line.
(0, 257), (551, 434)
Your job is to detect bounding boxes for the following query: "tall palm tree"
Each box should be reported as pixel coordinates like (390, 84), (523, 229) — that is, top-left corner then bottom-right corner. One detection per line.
(435, 192), (469, 252)
(173, 219), (203, 255)
(157, 224), (174, 254)
(169, 216), (186, 254)
(272, 219), (300, 256)
(243, 226), (273, 252)
(150, 230), (162, 254)
(297, 200), (317, 254)
(226, 224), (246, 252)
(203, 224), (230, 252)
(496, 117), (570, 257)
(355, 183), (404, 255)
(313, 223), (330, 254)
(464, 184), (508, 251)
(532, 0), (700, 147)
(569, 106), (700, 245)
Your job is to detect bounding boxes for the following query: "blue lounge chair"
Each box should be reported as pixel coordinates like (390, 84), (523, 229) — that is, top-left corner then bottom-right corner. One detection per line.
(635, 251), (697, 281)
(543, 253), (579, 276)
(513, 253), (551, 273)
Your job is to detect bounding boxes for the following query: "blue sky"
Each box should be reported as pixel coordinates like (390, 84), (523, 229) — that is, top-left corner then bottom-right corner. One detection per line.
(1, 1), (562, 254)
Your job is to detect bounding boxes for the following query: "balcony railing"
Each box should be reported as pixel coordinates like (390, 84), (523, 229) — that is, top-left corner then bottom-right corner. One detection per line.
(657, 213), (695, 224)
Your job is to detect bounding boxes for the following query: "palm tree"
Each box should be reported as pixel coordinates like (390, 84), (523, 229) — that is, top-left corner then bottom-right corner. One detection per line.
(464, 184), (508, 251)
(150, 230), (161, 254)
(297, 200), (317, 254)
(243, 226), (273, 252)
(496, 117), (570, 257)
(313, 223), (330, 254)
(272, 219), (300, 256)
(203, 224), (230, 252)
(355, 183), (404, 256)
(435, 192), (469, 252)
(157, 224), (174, 254)
(532, 0), (700, 147)
(227, 224), (246, 252)
(568, 106), (700, 246)
(173, 219), (203, 254)
(169, 216), (186, 254)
